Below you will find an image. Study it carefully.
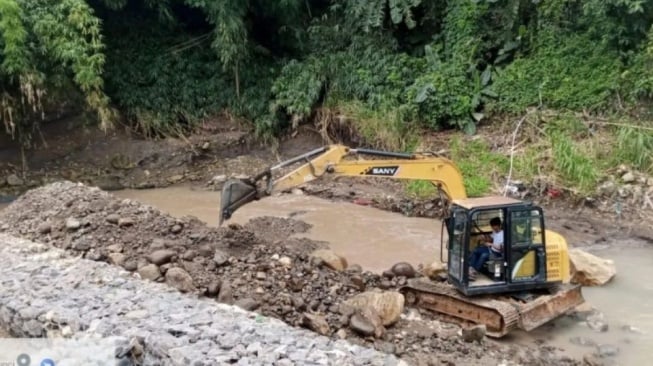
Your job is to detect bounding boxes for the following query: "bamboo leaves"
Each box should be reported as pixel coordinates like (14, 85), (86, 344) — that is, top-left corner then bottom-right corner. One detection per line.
(0, 0), (29, 75)
(0, 0), (115, 146)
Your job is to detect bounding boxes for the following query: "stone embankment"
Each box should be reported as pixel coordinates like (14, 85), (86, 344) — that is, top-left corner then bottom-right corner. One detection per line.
(0, 233), (402, 365)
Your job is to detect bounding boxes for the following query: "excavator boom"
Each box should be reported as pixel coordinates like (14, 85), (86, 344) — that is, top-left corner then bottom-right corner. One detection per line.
(219, 144), (466, 225)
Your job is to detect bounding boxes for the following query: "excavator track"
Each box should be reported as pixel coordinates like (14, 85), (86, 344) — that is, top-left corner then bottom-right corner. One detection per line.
(400, 279), (520, 337)
(399, 279), (584, 338)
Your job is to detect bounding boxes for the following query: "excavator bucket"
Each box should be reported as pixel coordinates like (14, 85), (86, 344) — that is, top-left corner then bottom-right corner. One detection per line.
(218, 178), (259, 226)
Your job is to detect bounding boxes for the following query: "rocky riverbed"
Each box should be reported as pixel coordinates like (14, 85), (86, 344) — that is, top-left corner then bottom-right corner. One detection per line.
(0, 233), (404, 365)
(0, 181), (583, 365)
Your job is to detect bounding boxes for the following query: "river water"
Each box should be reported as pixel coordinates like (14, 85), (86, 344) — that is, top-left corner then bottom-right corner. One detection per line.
(1, 185), (650, 364)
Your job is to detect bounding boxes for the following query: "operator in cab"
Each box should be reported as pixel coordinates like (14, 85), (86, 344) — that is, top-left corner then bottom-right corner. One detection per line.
(468, 217), (503, 280)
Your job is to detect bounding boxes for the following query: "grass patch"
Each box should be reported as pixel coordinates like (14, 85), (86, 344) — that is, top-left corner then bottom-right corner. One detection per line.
(502, 113), (653, 196)
(613, 123), (653, 173)
(548, 130), (599, 194)
(356, 109), (653, 200)
(404, 137), (510, 199)
(448, 136), (509, 197)
(405, 180), (439, 199)
(318, 100), (420, 152)
(366, 113), (652, 202)
(539, 115), (600, 194)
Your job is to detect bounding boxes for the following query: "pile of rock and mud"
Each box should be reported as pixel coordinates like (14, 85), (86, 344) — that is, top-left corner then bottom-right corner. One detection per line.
(0, 181), (582, 365)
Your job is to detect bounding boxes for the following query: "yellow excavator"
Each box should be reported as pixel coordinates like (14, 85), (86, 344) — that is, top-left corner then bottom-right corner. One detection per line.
(218, 144), (585, 337)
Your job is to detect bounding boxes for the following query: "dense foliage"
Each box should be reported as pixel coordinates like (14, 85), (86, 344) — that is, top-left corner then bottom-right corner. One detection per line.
(2, 0), (653, 151)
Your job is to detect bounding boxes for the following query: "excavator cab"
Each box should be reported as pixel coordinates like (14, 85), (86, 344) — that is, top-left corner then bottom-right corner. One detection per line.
(397, 195), (585, 337)
(442, 196), (550, 296)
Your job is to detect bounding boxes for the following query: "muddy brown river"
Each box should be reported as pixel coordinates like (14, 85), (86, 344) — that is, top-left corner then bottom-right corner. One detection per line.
(1, 185), (651, 364)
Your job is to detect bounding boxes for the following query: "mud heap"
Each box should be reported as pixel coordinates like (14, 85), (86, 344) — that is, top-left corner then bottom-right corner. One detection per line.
(0, 181), (580, 365)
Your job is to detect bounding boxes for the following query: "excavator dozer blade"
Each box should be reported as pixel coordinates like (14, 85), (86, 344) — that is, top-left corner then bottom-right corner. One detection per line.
(400, 279), (586, 338)
(218, 178), (258, 226)
(516, 283), (585, 332)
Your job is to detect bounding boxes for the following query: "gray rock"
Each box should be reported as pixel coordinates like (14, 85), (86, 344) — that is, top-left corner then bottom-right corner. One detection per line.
(461, 324), (486, 342)
(597, 344), (619, 357)
(347, 264), (363, 273)
(118, 217), (134, 227)
(138, 264), (161, 281)
(123, 261), (138, 272)
(150, 238), (166, 250)
(170, 224), (183, 234)
(106, 244), (124, 253)
(391, 262), (415, 278)
(213, 250), (229, 266)
(217, 282), (234, 304)
(207, 281), (221, 297)
(106, 214), (120, 224)
(146, 250), (176, 265)
(349, 275), (365, 291)
(197, 245), (213, 257)
(377, 341), (396, 354)
(37, 223), (52, 234)
(182, 250), (197, 261)
(72, 239), (91, 251)
(622, 171), (636, 183)
(6, 174), (23, 186)
(235, 298), (259, 311)
(65, 217), (81, 230)
(350, 313), (375, 337)
(165, 268), (195, 293)
(108, 253), (127, 266)
(23, 319), (44, 336)
(95, 176), (124, 191)
(301, 313), (330, 336)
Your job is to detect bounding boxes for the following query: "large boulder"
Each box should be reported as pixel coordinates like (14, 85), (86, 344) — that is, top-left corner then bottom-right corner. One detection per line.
(420, 261), (447, 279)
(310, 249), (348, 271)
(341, 290), (404, 326)
(569, 249), (616, 286)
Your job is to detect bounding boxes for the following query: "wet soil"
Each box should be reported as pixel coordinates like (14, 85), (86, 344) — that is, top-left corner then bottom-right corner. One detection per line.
(0, 181), (580, 366)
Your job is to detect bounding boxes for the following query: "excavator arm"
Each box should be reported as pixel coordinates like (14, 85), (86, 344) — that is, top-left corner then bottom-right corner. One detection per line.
(219, 144), (467, 225)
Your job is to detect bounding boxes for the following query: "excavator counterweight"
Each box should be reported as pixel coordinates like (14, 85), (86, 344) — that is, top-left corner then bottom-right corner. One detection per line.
(218, 144), (586, 337)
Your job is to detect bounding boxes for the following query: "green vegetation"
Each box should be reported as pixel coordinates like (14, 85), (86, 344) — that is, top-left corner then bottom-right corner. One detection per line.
(2, 0), (653, 196)
(429, 113), (653, 198)
(449, 137), (509, 197)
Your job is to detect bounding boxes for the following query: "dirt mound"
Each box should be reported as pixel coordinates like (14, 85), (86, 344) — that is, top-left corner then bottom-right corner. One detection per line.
(244, 215), (313, 242)
(0, 181), (580, 365)
(0, 180), (262, 254)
